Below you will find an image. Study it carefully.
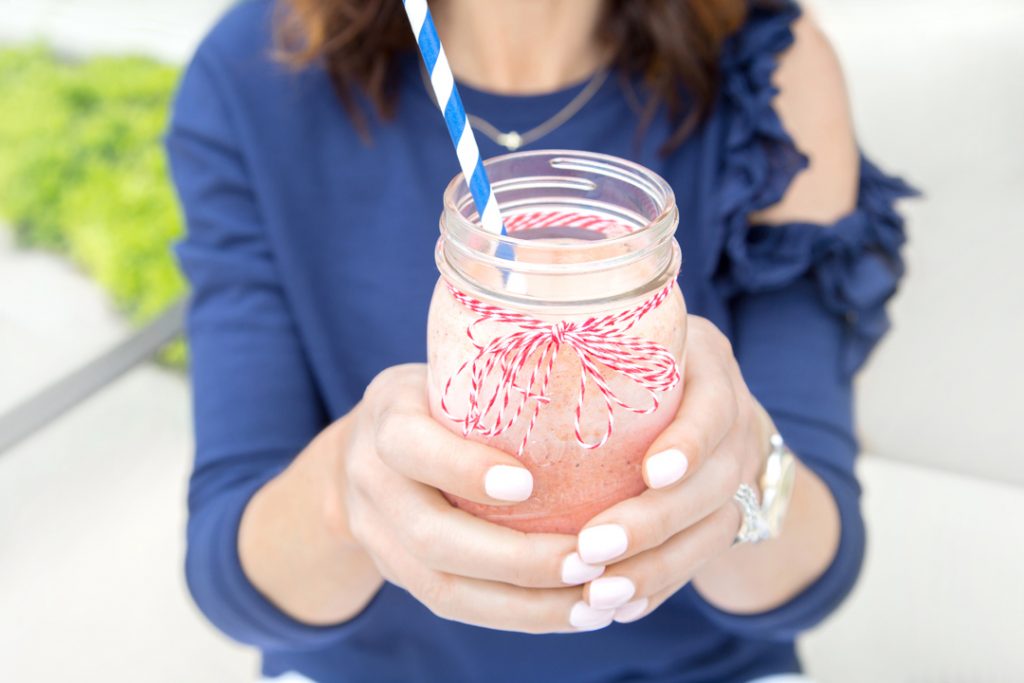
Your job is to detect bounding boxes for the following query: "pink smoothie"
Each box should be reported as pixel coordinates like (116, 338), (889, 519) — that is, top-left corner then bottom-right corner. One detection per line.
(426, 277), (686, 534)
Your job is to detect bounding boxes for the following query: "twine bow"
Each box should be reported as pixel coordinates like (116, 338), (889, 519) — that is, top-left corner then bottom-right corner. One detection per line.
(439, 280), (681, 457)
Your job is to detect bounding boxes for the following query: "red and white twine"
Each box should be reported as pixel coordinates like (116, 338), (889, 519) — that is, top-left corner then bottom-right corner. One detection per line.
(503, 210), (634, 238)
(439, 276), (681, 458)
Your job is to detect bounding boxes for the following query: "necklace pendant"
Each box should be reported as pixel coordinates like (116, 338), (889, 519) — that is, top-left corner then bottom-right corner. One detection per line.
(496, 131), (523, 151)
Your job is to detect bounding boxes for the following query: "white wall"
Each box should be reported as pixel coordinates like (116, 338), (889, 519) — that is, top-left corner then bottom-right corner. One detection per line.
(815, 0), (1024, 484)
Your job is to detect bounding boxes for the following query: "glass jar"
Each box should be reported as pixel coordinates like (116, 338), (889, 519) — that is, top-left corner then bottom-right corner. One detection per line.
(426, 150), (686, 534)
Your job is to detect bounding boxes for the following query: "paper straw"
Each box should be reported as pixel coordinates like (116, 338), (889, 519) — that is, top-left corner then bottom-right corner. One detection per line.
(402, 0), (507, 238)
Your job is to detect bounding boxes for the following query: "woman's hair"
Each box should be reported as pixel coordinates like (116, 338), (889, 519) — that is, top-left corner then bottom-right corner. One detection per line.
(275, 0), (749, 152)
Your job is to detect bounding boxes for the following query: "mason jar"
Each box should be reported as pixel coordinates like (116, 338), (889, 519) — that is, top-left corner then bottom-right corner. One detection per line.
(427, 150), (686, 534)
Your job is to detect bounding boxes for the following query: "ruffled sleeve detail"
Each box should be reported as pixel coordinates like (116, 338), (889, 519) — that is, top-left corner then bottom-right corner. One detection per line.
(711, 0), (919, 375)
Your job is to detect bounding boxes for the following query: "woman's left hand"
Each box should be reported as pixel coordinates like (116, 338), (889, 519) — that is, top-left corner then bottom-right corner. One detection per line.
(574, 315), (775, 623)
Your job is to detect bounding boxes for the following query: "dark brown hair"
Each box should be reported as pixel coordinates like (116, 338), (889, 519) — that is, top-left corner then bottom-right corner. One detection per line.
(275, 0), (748, 152)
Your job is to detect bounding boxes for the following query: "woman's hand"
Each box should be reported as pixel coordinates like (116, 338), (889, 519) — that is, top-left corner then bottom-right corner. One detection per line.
(570, 316), (838, 624)
(338, 364), (616, 633)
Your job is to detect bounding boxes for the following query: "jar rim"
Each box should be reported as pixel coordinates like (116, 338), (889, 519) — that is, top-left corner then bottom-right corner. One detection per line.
(438, 149), (680, 309)
(441, 149), (677, 254)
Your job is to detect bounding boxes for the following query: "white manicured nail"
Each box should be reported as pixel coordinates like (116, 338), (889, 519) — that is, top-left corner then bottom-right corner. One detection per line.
(578, 524), (628, 564)
(612, 597), (649, 623)
(484, 465), (533, 502)
(561, 552), (605, 585)
(587, 576), (636, 610)
(645, 448), (688, 489)
(569, 600), (615, 631)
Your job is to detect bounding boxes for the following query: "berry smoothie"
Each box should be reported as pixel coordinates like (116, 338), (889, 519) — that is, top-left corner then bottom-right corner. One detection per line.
(426, 259), (686, 534)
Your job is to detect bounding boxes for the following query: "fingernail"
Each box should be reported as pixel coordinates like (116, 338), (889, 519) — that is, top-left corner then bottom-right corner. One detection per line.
(484, 465), (533, 502)
(578, 524), (628, 564)
(561, 552), (605, 585)
(612, 597), (649, 624)
(569, 600), (615, 631)
(587, 576), (636, 610)
(645, 448), (688, 489)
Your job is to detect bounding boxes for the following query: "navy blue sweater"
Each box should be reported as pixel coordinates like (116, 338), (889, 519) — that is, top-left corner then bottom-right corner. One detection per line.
(166, 1), (913, 680)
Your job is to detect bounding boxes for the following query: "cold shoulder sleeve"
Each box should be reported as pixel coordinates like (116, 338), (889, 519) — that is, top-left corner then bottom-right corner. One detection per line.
(684, 1), (917, 640)
(166, 35), (384, 650)
(712, 0), (918, 375)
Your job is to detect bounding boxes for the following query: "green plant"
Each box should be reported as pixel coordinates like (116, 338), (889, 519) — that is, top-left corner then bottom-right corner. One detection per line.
(0, 46), (186, 365)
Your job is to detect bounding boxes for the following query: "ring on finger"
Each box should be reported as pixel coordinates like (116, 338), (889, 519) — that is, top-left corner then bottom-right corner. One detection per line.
(732, 483), (770, 545)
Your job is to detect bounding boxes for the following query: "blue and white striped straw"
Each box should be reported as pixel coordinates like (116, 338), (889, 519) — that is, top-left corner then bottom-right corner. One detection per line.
(402, 0), (507, 237)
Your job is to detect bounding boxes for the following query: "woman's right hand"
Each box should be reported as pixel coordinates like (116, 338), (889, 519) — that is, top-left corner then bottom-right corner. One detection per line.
(336, 363), (616, 632)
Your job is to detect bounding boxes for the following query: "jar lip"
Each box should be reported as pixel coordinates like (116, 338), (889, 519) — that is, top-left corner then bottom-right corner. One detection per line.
(442, 149), (676, 252)
(436, 237), (682, 314)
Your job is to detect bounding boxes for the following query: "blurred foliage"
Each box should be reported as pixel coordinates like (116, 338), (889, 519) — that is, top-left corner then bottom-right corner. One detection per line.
(0, 46), (186, 366)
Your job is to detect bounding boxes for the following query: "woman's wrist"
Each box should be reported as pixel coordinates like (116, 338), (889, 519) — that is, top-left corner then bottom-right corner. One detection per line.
(238, 412), (384, 626)
(690, 455), (840, 615)
(684, 395), (838, 613)
(317, 413), (361, 544)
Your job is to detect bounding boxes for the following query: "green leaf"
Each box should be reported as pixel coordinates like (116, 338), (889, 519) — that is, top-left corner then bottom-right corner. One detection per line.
(0, 45), (186, 367)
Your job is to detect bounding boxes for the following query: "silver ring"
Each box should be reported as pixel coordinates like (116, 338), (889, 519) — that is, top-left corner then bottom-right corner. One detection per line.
(733, 483), (770, 545)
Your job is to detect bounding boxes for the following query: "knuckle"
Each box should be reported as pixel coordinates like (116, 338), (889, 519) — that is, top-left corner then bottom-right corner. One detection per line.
(416, 425), (454, 476)
(373, 405), (409, 457)
(345, 447), (377, 490)
(691, 317), (732, 354)
(717, 504), (742, 544)
(347, 510), (375, 554)
(405, 513), (436, 554)
(499, 546), (529, 587)
(528, 594), (566, 635)
(721, 452), (744, 492)
(633, 499), (673, 549)
(727, 389), (742, 426)
(718, 334), (735, 360)
(707, 380), (739, 428)
(347, 511), (367, 547)
(704, 366), (737, 403)
(708, 324), (734, 358)
(688, 315), (714, 335)
(673, 433), (703, 466)
(642, 553), (672, 594)
(365, 366), (399, 402)
(420, 573), (455, 619)
(506, 535), (552, 588)
(366, 364), (422, 415)
(739, 393), (759, 433)
(653, 508), (679, 549)
(418, 535), (446, 569)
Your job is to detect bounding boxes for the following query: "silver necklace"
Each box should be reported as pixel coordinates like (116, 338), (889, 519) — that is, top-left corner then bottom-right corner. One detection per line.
(420, 67), (609, 151)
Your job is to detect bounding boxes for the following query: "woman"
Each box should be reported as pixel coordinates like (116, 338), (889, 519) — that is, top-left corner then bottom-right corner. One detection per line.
(166, 0), (913, 681)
